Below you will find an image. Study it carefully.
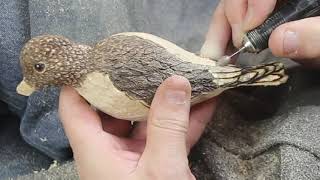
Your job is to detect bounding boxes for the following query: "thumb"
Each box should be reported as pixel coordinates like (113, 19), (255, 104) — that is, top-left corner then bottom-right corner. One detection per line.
(269, 17), (320, 64)
(142, 75), (191, 165)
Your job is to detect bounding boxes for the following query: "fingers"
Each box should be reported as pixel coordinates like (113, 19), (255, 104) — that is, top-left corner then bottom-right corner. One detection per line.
(186, 98), (217, 152)
(269, 17), (320, 63)
(202, 0), (277, 56)
(242, 0), (277, 32)
(225, 0), (277, 47)
(224, 0), (248, 47)
(200, 1), (231, 59)
(59, 87), (133, 178)
(59, 87), (103, 149)
(142, 75), (191, 164)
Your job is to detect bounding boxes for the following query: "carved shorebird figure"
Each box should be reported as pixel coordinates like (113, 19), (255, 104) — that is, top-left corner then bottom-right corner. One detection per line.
(17, 32), (288, 121)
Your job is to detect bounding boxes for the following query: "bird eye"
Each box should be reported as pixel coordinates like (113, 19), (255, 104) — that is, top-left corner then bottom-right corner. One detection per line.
(34, 63), (46, 72)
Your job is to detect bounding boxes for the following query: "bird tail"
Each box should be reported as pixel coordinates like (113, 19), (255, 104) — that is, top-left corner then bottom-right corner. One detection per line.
(213, 62), (288, 88)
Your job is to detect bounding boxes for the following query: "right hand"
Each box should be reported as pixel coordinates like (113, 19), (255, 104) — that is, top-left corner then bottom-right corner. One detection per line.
(200, 0), (320, 67)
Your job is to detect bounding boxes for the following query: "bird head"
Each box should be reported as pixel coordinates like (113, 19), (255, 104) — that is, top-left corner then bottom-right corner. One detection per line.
(17, 35), (92, 96)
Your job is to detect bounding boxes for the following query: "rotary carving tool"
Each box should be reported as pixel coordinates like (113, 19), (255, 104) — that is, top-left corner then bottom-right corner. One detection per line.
(218, 0), (320, 66)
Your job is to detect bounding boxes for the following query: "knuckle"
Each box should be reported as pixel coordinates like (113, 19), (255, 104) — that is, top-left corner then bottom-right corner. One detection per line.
(152, 117), (188, 135)
(143, 165), (192, 180)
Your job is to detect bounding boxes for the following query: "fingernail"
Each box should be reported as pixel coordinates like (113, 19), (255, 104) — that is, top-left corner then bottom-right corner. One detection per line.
(284, 30), (299, 55)
(165, 90), (187, 105)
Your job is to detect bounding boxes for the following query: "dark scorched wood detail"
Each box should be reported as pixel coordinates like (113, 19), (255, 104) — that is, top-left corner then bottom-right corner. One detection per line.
(92, 35), (218, 105)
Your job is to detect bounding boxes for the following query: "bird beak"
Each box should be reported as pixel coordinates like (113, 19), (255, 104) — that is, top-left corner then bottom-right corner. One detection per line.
(16, 79), (35, 96)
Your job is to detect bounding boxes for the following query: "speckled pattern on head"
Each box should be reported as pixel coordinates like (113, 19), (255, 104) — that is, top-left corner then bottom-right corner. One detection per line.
(20, 35), (93, 88)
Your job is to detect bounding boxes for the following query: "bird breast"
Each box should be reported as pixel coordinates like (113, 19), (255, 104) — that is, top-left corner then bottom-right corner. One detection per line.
(76, 72), (149, 121)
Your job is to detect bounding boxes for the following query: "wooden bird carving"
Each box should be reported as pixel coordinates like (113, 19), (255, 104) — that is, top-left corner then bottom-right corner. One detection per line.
(16, 32), (288, 121)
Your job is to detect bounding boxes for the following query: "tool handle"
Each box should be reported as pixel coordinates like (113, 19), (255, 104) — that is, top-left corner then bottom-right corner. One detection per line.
(245, 0), (320, 52)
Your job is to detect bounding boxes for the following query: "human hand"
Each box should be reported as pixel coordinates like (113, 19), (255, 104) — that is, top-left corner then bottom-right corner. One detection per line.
(59, 75), (217, 180)
(200, 0), (320, 67)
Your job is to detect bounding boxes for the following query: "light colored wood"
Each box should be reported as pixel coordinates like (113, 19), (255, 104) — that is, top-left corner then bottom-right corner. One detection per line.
(76, 72), (149, 121)
(17, 79), (35, 96)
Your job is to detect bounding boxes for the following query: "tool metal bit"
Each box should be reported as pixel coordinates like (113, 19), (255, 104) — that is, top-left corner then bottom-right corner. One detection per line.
(217, 41), (252, 66)
(217, 0), (320, 66)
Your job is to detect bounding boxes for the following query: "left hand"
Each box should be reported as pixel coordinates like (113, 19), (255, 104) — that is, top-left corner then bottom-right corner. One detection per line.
(59, 75), (217, 180)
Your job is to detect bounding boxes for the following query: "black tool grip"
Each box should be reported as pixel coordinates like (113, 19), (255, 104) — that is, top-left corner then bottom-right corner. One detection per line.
(246, 0), (320, 52)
